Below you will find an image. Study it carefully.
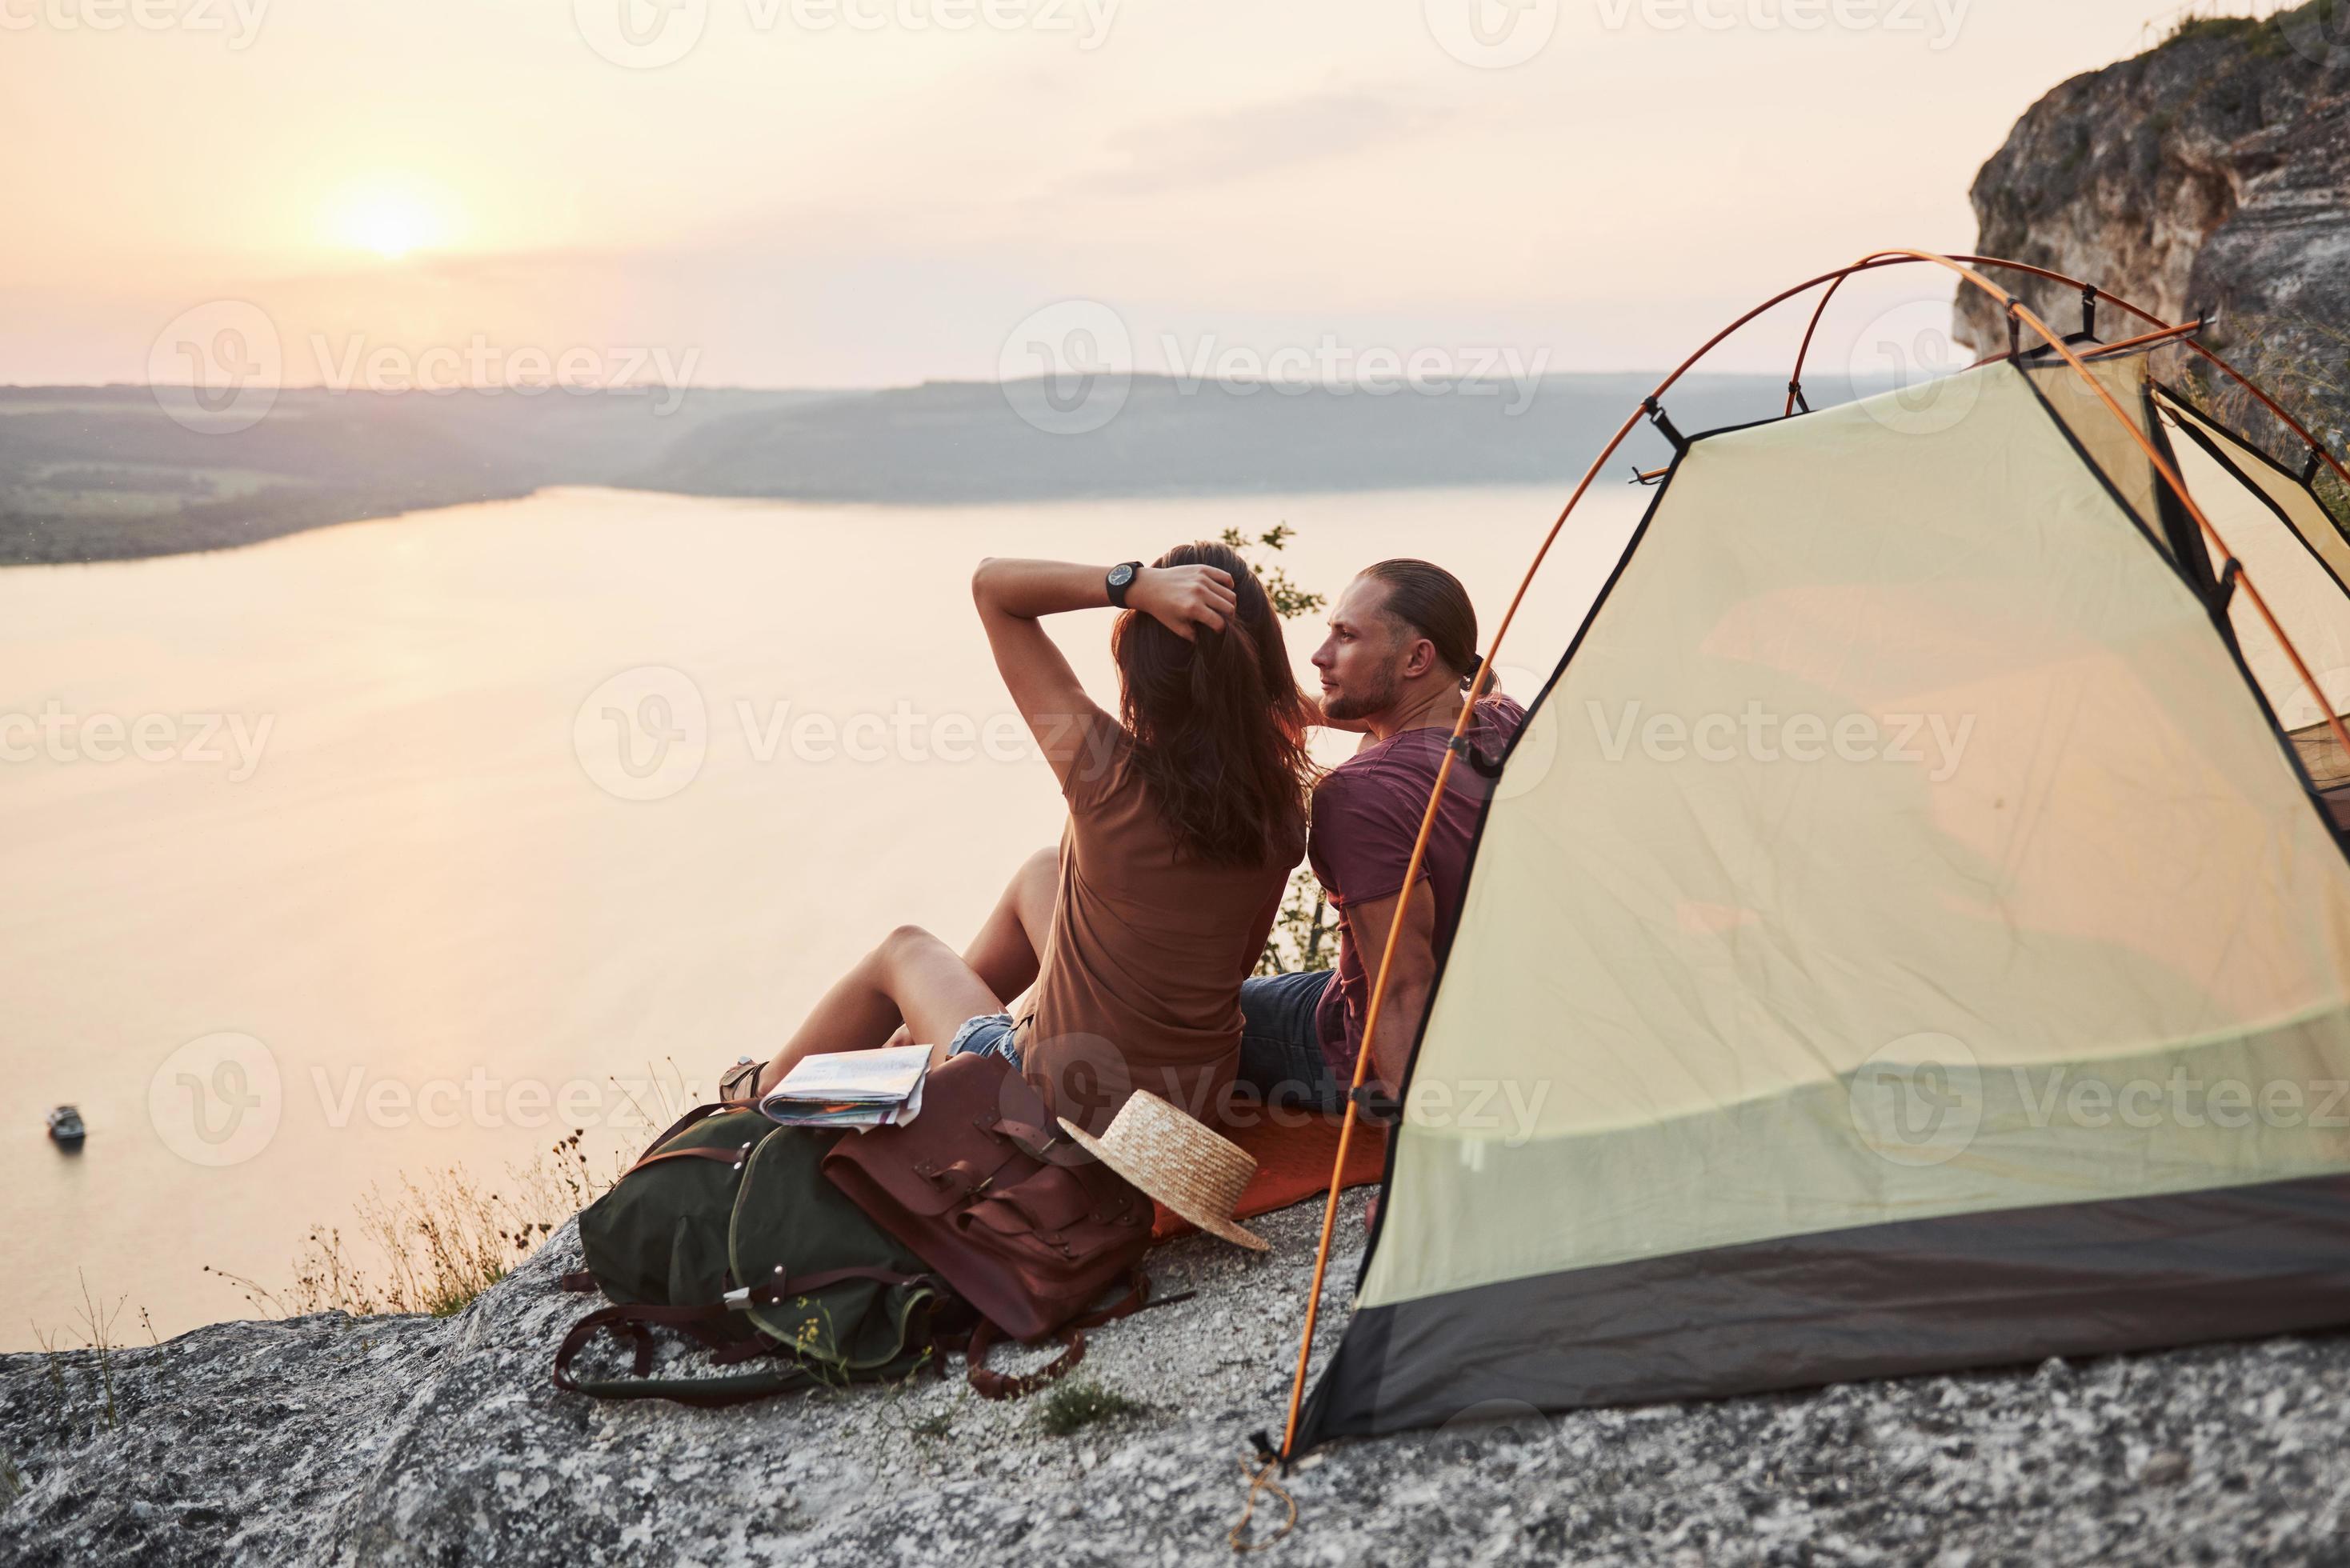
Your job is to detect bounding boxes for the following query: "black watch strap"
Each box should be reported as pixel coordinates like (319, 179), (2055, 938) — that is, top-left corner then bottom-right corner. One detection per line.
(1106, 561), (1144, 609)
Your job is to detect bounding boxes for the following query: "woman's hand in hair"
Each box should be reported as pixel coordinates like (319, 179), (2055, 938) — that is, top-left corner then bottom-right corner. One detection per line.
(1130, 563), (1238, 641)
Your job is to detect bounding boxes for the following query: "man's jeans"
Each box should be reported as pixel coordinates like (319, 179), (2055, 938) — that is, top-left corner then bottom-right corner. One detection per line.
(1234, 969), (1345, 1114)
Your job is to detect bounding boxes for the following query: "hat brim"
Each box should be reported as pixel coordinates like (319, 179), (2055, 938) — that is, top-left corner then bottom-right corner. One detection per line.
(1056, 1118), (1271, 1252)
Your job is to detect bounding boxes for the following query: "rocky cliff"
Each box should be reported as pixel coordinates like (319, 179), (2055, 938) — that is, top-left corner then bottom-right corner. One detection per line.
(1959, 8), (2350, 441)
(6, 1197), (2350, 1565)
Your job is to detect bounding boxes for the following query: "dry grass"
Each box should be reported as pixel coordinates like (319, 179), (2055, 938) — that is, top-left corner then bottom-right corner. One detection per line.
(206, 1130), (607, 1321)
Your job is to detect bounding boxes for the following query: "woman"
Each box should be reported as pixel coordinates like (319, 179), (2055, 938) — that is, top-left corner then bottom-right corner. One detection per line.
(749, 542), (1314, 1131)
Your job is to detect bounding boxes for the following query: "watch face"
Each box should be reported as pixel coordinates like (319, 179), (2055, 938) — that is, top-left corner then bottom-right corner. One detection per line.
(1108, 564), (1135, 587)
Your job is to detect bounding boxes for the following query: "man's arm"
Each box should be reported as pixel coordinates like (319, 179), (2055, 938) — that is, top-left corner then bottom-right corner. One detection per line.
(1333, 880), (1439, 1095)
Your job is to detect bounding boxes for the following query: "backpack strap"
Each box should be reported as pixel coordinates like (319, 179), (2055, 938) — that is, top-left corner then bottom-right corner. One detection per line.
(551, 1264), (935, 1402)
(959, 1269), (1160, 1400)
(623, 1102), (735, 1174)
(964, 1318), (1086, 1401)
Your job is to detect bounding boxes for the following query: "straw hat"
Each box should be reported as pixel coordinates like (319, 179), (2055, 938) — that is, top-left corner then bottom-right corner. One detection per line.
(1057, 1092), (1270, 1252)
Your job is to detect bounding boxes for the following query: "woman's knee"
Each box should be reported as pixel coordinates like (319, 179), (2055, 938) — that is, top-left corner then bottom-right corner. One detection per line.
(875, 922), (945, 966)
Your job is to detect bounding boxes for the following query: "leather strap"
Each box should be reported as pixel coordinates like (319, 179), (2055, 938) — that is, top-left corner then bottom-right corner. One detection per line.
(622, 1102), (734, 1174)
(551, 1265), (935, 1396)
(959, 1269), (1155, 1401)
(965, 1318), (1086, 1401)
(628, 1144), (759, 1176)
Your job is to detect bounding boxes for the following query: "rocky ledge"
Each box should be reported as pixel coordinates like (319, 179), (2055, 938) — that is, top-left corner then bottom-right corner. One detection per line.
(6, 1190), (2350, 1565)
(1960, 7), (2350, 440)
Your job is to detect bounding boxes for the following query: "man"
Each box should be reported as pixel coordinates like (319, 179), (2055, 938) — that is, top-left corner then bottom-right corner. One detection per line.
(1236, 558), (1526, 1116)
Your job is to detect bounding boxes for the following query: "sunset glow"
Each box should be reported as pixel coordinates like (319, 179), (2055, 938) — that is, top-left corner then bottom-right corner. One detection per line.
(322, 184), (454, 261)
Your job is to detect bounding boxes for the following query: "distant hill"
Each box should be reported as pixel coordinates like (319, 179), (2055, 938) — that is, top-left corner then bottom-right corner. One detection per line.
(0, 372), (1886, 566)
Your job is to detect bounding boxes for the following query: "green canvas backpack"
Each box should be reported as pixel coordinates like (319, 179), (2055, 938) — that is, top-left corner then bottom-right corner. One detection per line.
(553, 1105), (951, 1406)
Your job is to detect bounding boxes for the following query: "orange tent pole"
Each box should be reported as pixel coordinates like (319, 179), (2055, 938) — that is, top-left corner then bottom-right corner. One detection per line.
(1879, 247), (2350, 767)
(1786, 251), (2350, 498)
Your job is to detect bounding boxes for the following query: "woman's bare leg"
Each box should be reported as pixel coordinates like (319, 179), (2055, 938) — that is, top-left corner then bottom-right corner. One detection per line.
(755, 925), (1002, 1096)
(957, 846), (1062, 1002)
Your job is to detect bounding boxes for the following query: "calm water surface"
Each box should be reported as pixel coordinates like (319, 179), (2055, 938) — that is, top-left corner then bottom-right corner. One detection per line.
(0, 483), (1643, 1347)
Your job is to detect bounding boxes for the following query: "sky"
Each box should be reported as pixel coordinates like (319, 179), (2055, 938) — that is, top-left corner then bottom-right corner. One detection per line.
(0, 0), (2232, 389)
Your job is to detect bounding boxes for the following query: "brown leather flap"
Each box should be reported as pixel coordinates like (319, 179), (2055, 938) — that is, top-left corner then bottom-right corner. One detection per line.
(827, 1053), (1041, 1218)
(961, 1166), (1097, 1238)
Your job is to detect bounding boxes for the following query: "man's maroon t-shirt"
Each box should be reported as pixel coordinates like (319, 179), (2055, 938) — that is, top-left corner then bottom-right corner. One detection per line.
(1307, 694), (1527, 1078)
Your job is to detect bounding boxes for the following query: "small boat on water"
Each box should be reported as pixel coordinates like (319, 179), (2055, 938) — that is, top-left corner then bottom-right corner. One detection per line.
(46, 1106), (86, 1146)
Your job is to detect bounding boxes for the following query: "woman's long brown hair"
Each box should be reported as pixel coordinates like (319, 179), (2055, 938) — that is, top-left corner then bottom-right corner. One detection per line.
(1111, 540), (1313, 866)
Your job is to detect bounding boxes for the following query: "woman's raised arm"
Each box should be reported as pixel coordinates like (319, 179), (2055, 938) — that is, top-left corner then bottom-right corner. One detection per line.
(971, 557), (1237, 788)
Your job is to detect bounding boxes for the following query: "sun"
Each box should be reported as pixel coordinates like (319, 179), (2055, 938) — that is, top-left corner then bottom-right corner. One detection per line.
(322, 183), (454, 260)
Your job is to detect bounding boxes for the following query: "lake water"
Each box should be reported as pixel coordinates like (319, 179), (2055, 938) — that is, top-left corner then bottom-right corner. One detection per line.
(0, 482), (1645, 1349)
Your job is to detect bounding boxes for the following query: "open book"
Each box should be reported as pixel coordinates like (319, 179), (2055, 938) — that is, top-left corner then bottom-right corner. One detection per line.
(758, 1043), (931, 1130)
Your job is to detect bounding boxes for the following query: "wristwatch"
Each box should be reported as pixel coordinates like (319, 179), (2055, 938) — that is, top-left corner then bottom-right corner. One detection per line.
(1105, 561), (1144, 608)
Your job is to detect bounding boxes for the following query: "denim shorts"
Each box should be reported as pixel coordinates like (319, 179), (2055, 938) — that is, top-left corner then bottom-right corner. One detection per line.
(946, 1011), (1023, 1067)
(1233, 969), (1344, 1114)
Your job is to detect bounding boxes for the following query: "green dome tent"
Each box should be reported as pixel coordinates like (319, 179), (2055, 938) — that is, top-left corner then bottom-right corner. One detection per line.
(1279, 251), (2350, 1455)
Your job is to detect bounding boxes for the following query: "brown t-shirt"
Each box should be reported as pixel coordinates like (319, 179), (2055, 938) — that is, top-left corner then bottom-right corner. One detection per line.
(1018, 711), (1305, 1133)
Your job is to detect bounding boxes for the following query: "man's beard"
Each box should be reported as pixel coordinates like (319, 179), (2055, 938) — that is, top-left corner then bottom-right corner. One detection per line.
(1323, 665), (1402, 722)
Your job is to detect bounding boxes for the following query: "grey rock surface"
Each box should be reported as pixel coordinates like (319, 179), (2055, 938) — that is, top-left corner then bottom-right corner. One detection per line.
(1958, 10), (2350, 440)
(6, 1190), (2350, 1565)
